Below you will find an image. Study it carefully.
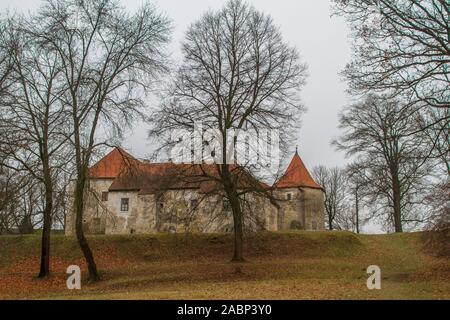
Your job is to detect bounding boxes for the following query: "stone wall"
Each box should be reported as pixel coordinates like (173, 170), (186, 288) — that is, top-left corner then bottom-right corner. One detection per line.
(65, 179), (115, 235)
(65, 182), (324, 235)
(102, 190), (278, 234)
(275, 187), (325, 231)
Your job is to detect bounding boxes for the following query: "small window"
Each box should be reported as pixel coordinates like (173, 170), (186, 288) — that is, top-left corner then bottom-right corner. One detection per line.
(101, 192), (108, 201)
(120, 198), (129, 211)
(223, 198), (231, 211)
(159, 202), (164, 209)
(287, 193), (293, 200)
(190, 199), (198, 208)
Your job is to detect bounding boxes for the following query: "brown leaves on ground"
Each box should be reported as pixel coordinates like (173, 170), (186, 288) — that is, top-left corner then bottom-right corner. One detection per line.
(0, 242), (133, 299)
(0, 232), (449, 299)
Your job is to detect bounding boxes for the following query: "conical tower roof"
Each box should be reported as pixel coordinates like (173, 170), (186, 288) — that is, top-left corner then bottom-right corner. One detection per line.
(274, 151), (322, 189)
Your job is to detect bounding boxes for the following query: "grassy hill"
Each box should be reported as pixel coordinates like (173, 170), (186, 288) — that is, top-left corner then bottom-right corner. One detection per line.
(0, 231), (448, 299)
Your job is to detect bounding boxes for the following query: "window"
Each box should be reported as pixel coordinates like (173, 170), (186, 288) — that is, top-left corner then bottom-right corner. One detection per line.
(101, 192), (108, 201)
(286, 193), (293, 201)
(120, 198), (129, 211)
(223, 198), (231, 211)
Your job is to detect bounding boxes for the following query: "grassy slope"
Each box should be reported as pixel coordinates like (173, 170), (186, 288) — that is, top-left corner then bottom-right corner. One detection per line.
(0, 231), (448, 299)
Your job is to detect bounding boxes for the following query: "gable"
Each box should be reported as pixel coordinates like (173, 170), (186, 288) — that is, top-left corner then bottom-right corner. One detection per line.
(89, 147), (140, 179)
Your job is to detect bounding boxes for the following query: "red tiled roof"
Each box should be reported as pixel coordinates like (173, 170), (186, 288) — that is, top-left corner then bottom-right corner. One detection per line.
(89, 148), (275, 193)
(109, 162), (268, 195)
(88, 147), (140, 179)
(274, 152), (323, 190)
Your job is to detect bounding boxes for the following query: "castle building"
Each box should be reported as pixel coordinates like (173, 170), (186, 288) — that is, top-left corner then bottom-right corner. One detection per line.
(65, 148), (325, 235)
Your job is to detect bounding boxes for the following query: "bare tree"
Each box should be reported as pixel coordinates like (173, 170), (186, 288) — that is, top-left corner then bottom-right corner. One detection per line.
(333, 0), (450, 110)
(149, 0), (306, 261)
(417, 107), (449, 234)
(312, 166), (348, 230)
(33, 0), (171, 281)
(333, 94), (431, 232)
(345, 160), (370, 233)
(0, 14), (71, 277)
(332, 0), (449, 232)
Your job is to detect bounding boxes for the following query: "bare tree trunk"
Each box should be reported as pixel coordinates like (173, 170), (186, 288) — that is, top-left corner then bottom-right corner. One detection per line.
(328, 205), (334, 231)
(74, 174), (99, 281)
(392, 175), (402, 233)
(38, 172), (52, 278)
(389, 159), (403, 233)
(355, 190), (360, 234)
(38, 118), (53, 278)
(222, 163), (245, 262)
(230, 192), (244, 262)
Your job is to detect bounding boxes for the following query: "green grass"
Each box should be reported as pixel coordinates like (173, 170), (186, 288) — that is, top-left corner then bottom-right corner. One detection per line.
(0, 231), (448, 299)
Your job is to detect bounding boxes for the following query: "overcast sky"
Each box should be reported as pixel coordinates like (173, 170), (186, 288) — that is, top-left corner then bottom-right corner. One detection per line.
(1, 0), (352, 168)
